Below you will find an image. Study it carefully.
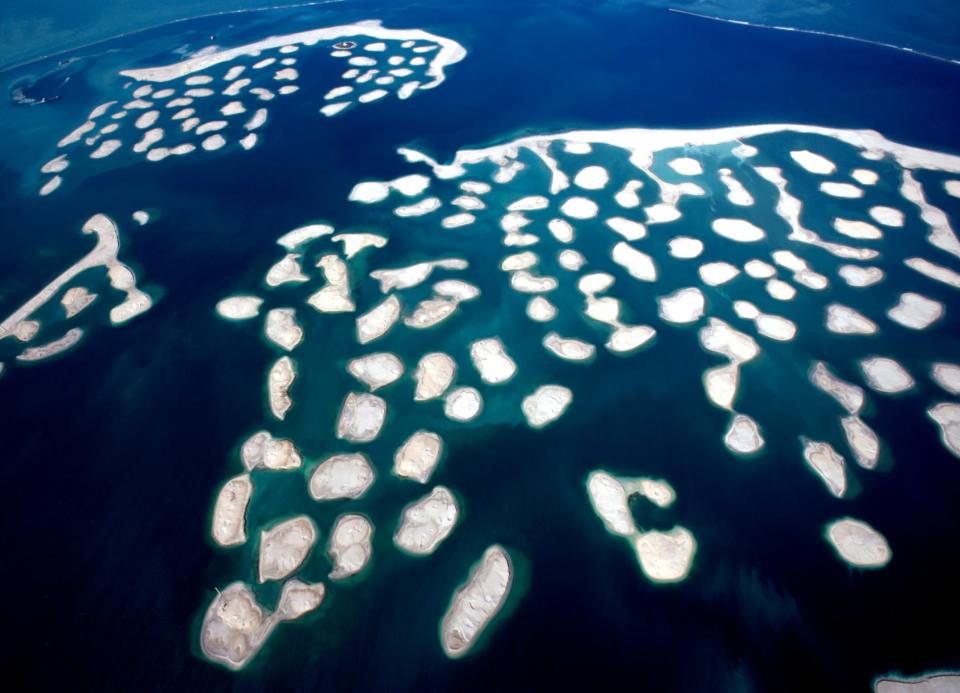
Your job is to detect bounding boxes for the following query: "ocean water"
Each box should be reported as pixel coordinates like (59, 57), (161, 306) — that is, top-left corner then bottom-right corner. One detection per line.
(1, 2), (959, 692)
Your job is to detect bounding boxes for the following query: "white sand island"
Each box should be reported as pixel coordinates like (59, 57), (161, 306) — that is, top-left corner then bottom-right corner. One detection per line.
(825, 518), (891, 568)
(328, 513), (374, 579)
(440, 545), (513, 658)
(394, 486), (459, 555)
(394, 430), (444, 483)
(258, 515), (317, 582)
(336, 392), (387, 442)
(309, 453), (376, 500)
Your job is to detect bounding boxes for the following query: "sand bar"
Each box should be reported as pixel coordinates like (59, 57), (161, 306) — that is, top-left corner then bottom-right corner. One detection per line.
(240, 431), (301, 471)
(632, 527), (697, 583)
(825, 518), (891, 568)
(264, 308), (303, 351)
(211, 474), (253, 546)
(469, 338), (517, 384)
(357, 295), (400, 344)
(927, 402), (960, 458)
(394, 430), (443, 483)
(336, 392), (386, 442)
(328, 513), (373, 579)
(394, 486), (459, 555)
(522, 385), (572, 428)
(444, 387), (482, 422)
(258, 515), (317, 582)
(802, 439), (847, 497)
(309, 453), (376, 500)
(414, 352), (456, 400)
(16, 328), (84, 362)
(861, 357), (914, 394)
(440, 545), (513, 658)
(268, 356), (296, 420)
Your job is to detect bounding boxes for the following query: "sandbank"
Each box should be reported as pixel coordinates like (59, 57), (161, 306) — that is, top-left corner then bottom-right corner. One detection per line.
(605, 216), (647, 241)
(668, 236), (703, 258)
(469, 338), (517, 384)
(809, 361), (864, 414)
(328, 513), (373, 579)
(930, 363), (960, 395)
(820, 182), (863, 198)
(905, 258), (960, 288)
(712, 218), (765, 242)
(216, 295), (263, 320)
(268, 356), (295, 420)
(309, 453), (375, 500)
(394, 430), (443, 483)
(258, 515), (317, 582)
(265, 253), (309, 287)
(211, 473), (252, 547)
(802, 439), (847, 497)
(543, 332), (596, 362)
(724, 414), (764, 455)
(356, 295), (401, 343)
(927, 403), (960, 458)
(240, 430), (301, 471)
(825, 518), (891, 568)
(886, 292), (944, 330)
(838, 264), (884, 287)
(277, 223), (333, 250)
(394, 486), (459, 555)
(657, 287), (705, 324)
(16, 328), (84, 362)
(699, 262), (740, 286)
(612, 242), (656, 281)
(869, 206), (905, 227)
(444, 387), (483, 421)
(790, 150), (835, 175)
(61, 286), (96, 318)
(586, 471), (635, 536)
(521, 385), (572, 428)
(841, 415), (880, 469)
(336, 392), (386, 442)
(526, 296), (557, 322)
(826, 303), (879, 335)
(440, 545), (513, 658)
(861, 356), (915, 393)
(560, 197), (598, 220)
(414, 352), (456, 400)
(264, 308), (303, 351)
(632, 527), (697, 583)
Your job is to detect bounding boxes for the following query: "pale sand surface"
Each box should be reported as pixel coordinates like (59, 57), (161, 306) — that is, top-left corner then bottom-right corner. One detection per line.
(440, 545), (513, 658)
(328, 513), (373, 580)
(268, 356), (296, 420)
(521, 385), (572, 428)
(309, 453), (375, 500)
(413, 352), (456, 401)
(347, 352), (403, 391)
(469, 338), (517, 385)
(336, 392), (387, 442)
(810, 361), (865, 414)
(825, 518), (891, 568)
(258, 515), (317, 582)
(861, 356), (915, 393)
(393, 430), (443, 483)
(444, 387), (482, 421)
(212, 474), (253, 547)
(802, 439), (847, 497)
(240, 431), (301, 471)
(394, 486), (459, 555)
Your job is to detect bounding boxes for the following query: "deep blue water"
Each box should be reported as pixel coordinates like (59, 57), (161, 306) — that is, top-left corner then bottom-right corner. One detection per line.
(1, 2), (959, 692)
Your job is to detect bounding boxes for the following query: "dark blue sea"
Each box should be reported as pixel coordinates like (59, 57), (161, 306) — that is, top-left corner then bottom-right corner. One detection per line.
(1, 2), (959, 691)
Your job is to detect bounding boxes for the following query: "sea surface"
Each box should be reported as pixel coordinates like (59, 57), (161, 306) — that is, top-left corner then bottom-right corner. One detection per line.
(1, 2), (959, 691)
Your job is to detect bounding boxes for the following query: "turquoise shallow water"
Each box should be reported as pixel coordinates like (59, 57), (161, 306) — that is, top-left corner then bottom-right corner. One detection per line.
(1, 3), (960, 691)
